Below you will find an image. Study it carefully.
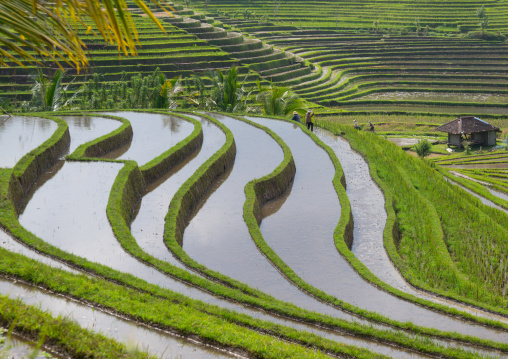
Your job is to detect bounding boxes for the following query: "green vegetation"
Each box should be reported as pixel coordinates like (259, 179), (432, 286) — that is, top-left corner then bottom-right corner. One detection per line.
(256, 81), (305, 115)
(414, 139), (432, 158)
(3, 112), (508, 358)
(317, 119), (508, 313)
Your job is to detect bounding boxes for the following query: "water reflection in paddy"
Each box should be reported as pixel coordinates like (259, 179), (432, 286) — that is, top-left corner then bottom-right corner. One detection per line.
(0, 279), (233, 358)
(101, 111), (192, 165)
(131, 114), (225, 267)
(182, 114), (359, 321)
(245, 117), (508, 343)
(12, 114), (430, 358)
(61, 115), (122, 155)
(0, 116), (57, 168)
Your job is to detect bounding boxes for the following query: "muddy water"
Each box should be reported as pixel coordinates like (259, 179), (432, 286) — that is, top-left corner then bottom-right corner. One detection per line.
(489, 188), (508, 203)
(131, 115), (224, 268)
(62, 115), (122, 155)
(243, 117), (508, 343)
(0, 229), (80, 275)
(1, 335), (63, 359)
(0, 116), (58, 168)
(0, 278), (232, 358)
(13, 115), (426, 358)
(101, 111), (193, 165)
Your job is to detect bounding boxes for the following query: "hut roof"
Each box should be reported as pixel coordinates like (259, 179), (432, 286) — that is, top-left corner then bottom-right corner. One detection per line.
(436, 116), (500, 134)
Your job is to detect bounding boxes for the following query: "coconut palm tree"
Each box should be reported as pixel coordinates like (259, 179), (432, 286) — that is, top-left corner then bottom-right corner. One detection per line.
(256, 81), (304, 116)
(0, 0), (172, 71)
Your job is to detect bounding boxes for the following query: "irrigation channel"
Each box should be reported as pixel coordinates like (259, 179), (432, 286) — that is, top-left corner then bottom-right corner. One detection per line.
(2, 113), (430, 358)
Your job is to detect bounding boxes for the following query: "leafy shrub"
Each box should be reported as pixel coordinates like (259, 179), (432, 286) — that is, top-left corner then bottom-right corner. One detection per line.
(413, 139), (432, 158)
(465, 31), (506, 41)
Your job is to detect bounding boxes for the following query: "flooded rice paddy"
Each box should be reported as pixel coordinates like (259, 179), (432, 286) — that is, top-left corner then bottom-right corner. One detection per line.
(245, 117), (508, 341)
(0, 278), (232, 358)
(0, 116), (57, 168)
(62, 115), (122, 155)
(3, 111), (508, 357)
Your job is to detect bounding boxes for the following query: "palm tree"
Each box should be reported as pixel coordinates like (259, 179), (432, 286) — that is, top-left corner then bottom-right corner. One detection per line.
(206, 66), (252, 113)
(256, 81), (304, 116)
(0, 0), (172, 71)
(30, 68), (81, 111)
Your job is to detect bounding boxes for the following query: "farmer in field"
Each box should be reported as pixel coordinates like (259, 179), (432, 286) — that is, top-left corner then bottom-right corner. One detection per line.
(291, 110), (300, 123)
(369, 120), (375, 132)
(354, 119), (361, 130)
(305, 109), (314, 131)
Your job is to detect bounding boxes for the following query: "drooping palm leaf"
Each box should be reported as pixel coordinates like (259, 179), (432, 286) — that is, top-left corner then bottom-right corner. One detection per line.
(0, 0), (173, 71)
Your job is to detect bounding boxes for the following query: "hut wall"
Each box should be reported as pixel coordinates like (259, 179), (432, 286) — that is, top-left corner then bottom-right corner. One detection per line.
(449, 133), (462, 146)
(487, 131), (497, 146)
(472, 132), (485, 144)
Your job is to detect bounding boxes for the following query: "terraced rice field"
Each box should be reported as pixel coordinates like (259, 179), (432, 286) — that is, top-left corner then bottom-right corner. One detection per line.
(1, 111), (508, 358)
(190, 0), (508, 33)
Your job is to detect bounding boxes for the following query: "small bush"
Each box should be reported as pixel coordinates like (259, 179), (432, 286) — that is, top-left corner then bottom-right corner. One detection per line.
(465, 31), (506, 41)
(413, 139), (432, 158)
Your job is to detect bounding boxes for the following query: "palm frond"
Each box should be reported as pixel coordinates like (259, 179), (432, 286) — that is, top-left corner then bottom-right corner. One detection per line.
(0, 0), (172, 71)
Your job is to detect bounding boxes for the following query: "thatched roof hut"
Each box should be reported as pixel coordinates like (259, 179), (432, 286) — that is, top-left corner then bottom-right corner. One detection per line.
(436, 116), (500, 147)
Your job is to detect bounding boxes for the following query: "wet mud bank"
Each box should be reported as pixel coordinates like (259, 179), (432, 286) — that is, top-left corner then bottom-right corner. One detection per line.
(244, 117), (508, 344)
(0, 277), (234, 359)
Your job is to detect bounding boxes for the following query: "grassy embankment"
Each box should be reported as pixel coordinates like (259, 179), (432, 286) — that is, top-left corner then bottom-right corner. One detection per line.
(318, 119), (508, 316)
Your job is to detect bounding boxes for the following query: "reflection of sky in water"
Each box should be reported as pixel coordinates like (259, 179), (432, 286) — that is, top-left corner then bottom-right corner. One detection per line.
(101, 111), (192, 165)
(0, 279), (229, 359)
(0, 116), (57, 168)
(131, 115), (225, 267)
(62, 116), (121, 154)
(245, 117), (508, 343)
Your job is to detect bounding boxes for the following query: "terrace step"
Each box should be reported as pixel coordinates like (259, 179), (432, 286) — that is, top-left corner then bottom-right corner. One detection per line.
(184, 23), (217, 34)
(170, 17), (202, 28)
(240, 50), (288, 65)
(265, 66), (312, 83)
(207, 32), (244, 46)
(258, 63), (303, 76)
(229, 45), (274, 59)
(172, 9), (194, 16)
(221, 38), (264, 53)
(195, 28), (231, 40)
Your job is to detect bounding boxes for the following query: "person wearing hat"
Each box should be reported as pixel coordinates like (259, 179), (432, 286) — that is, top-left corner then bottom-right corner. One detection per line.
(291, 110), (300, 123)
(305, 109), (314, 131)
